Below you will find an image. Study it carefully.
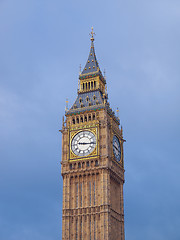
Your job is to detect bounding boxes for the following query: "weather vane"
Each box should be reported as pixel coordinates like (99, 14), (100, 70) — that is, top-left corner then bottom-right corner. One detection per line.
(90, 26), (95, 42)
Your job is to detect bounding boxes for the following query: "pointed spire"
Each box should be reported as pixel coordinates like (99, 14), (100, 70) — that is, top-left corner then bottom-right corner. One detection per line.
(80, 27), (102, 77)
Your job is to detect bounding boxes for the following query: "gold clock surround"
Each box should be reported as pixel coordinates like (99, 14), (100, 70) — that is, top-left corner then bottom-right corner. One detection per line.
(69, 126), (99, 161)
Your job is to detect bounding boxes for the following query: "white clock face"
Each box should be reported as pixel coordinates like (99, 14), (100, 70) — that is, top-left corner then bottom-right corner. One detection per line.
(71, 131), (96, 157)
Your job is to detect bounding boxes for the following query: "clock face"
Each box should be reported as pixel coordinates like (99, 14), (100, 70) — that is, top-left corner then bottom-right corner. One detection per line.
(113, 135), (121, 162)
(71, 130), (96, 157)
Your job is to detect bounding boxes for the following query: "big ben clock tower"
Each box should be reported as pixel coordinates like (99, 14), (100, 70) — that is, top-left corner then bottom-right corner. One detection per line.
(61, 28), (125, 240)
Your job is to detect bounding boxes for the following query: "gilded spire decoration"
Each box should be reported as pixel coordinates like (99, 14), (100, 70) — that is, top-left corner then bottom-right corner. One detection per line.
(65, 98), (69, 112)
(90, 26), (95, 42)
(116, 107), (120, 119)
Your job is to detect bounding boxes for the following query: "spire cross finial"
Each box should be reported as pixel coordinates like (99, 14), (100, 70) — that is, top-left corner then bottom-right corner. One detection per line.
(90, 26), (95, 42)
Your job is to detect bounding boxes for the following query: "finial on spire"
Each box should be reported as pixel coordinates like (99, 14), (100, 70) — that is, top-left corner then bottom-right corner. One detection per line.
(116, 107), (119, 119)
(62, 116), (65, 128)
(121, 125), (123, 136)
(65, 98), (69, 112)
(90, 26), (95, 42)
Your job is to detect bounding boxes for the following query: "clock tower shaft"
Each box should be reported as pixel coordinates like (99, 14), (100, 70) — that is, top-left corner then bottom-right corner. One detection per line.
(61, 29), (125, 240)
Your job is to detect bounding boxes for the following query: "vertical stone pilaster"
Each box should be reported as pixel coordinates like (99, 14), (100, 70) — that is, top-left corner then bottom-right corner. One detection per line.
(65, 176), (70, 239)
(62, 216), (65, 240)
(78, 215), (80, 240)
(86, 214), (90, 240)
(86, 174), (88, 208)
(62, 176), (67, 240)
(82, 215), (84, 240)
(95, 173), (97, 206)
(81, 177), (84, 208)
(73, 215), (76, 240)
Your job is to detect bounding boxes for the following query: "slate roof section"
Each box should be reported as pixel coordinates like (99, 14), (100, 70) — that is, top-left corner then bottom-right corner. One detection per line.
(80, 41), (102, 76)
(66, 90), (120, 124)
(66, 90), (104, 114)
(66, 90), (120, 123)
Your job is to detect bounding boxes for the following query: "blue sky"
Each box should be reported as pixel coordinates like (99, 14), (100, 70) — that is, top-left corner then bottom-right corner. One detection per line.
(0, 0), (180, 239)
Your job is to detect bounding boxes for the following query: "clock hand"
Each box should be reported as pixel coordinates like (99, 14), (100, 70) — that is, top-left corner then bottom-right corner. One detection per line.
(78, 142), (96, 145)
(78, 142), (90, 145)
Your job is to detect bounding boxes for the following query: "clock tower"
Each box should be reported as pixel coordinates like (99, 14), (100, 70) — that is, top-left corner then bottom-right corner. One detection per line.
(61, 28), (125, 240)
